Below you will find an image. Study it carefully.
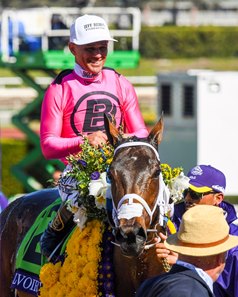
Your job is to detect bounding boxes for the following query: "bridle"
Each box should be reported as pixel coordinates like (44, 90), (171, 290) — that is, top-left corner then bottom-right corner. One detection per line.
(109, 141), (173, 250)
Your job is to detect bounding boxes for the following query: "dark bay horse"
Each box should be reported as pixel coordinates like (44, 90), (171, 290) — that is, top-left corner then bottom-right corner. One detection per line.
(0, 117), (168, 297)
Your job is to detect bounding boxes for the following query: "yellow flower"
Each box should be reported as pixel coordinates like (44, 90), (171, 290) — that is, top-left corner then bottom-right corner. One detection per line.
(106, 157), (113, 164)
(39, 220), (103, 297)
(79, 241), (89, 256)
(39, 262), (60, 289)
(89, 231), (101, 245)
(82, 262), (98, 280)
(48, 282), (67, 297)
(87, 245), (101, 262)
(103, 149), (110, 156)
(161, 163), (183, 186)
(68, 289), (84, 297)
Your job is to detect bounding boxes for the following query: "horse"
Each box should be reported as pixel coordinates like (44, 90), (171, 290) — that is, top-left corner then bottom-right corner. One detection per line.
(0, 116), (169, 297)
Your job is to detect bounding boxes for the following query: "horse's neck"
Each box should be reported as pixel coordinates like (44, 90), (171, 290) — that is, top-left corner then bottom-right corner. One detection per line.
(113, 248), (165, 297)
(17, 290), (32, 297)
(137, 249), (165, 280)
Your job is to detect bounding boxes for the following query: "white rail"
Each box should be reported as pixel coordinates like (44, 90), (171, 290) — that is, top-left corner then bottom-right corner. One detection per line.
(0, 76), (157, 86)
(0, 7), (141, 63)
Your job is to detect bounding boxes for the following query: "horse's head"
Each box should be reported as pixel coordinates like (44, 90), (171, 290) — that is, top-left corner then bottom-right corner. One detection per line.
(105, 116), (167, 257)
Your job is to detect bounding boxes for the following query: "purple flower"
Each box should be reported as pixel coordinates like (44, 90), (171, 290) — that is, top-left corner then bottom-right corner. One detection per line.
(77, 159), (87, 167)
(91, 171), (100, 180)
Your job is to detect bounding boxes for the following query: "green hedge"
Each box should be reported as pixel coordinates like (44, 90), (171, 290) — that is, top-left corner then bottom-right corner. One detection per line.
(1, 139), (28, 198)
(140, 26), (238, 58)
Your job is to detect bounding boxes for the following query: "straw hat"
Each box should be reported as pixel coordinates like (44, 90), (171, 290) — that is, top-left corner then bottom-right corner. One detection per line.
(165, 205), (238, 256)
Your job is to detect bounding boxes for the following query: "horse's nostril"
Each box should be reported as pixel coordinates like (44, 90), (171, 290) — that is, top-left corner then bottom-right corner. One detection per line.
(115, 225), (147, 244)
(137, 227), (146, 239)
(115, 229), (124, 243)
(115, 228), (135, 243)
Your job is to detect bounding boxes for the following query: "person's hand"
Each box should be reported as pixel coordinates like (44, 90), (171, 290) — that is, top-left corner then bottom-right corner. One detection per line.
(85, 131), (108, 147)
(154, 232), (178, 265)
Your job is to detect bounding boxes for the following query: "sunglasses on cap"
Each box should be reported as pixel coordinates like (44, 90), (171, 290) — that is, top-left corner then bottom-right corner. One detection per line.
(183, 188), (217, 200)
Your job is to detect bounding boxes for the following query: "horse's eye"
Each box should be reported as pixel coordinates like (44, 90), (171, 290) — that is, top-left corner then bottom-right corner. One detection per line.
(153, 169), (161, 178)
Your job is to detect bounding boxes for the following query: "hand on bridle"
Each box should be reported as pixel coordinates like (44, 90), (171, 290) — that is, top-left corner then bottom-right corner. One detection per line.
(154, 232), (178, 266)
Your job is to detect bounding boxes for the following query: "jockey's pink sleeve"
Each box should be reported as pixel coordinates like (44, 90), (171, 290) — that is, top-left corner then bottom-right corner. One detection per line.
(40, 83), (84, 164)
(40, 68), (148, 164)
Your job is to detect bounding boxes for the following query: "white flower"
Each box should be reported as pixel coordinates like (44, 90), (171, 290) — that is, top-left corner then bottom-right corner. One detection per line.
(95, 195), (106, 209)
(169, 172), (190, 203)
(88, 172), (109, 209)
(73, 206), (87, 230)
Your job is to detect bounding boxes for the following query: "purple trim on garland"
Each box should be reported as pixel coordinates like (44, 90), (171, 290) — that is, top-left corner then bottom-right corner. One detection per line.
(98, 224), (116, 297)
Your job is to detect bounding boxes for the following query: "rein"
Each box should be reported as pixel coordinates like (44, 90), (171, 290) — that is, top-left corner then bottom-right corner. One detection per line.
(110, 141), (172, 250)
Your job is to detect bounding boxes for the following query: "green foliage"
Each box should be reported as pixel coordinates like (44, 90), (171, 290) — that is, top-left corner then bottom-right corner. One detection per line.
(64, 138), (114, 222)
(66, 138), (114, 198)
(1, 139), (27, 198)
(140, 26), (238, 59)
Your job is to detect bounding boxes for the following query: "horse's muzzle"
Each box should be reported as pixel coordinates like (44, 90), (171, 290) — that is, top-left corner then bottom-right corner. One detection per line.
(114, 222), (147, 257)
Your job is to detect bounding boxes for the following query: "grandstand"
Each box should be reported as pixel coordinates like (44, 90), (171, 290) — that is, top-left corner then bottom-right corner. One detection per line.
(0, 6), (141, 68)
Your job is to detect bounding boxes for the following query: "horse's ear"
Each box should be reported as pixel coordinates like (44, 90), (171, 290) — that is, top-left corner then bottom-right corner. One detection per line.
(148, 115), (164, 147)
(104, 114), (122, 146)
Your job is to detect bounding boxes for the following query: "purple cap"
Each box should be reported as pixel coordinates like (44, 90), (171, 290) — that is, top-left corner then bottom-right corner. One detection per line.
(187, 165), (226, 193)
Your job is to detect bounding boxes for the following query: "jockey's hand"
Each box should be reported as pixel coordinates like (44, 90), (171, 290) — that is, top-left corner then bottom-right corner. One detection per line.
(85, 131), (108, 148)
(154, 232), (178, 265)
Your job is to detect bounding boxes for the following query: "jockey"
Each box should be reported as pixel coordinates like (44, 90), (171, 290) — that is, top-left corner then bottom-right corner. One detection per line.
(39, 14), (148, 262)
(156, 165), (238, 297)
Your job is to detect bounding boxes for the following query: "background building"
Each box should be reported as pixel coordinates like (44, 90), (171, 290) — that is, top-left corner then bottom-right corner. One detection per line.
(157, 70), (238, 195)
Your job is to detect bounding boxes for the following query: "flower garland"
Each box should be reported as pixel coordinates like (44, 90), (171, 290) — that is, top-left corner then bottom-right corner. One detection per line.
(40, 220), (106, 297)
(39, 139), (189, 297)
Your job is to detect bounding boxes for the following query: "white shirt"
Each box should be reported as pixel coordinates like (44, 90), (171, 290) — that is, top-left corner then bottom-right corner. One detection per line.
(176, 260), (213, 293)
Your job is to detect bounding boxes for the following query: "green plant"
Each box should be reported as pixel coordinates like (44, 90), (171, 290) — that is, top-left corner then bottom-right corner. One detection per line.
(1, 139), (27, 197)
(139, 26), (238, 59)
